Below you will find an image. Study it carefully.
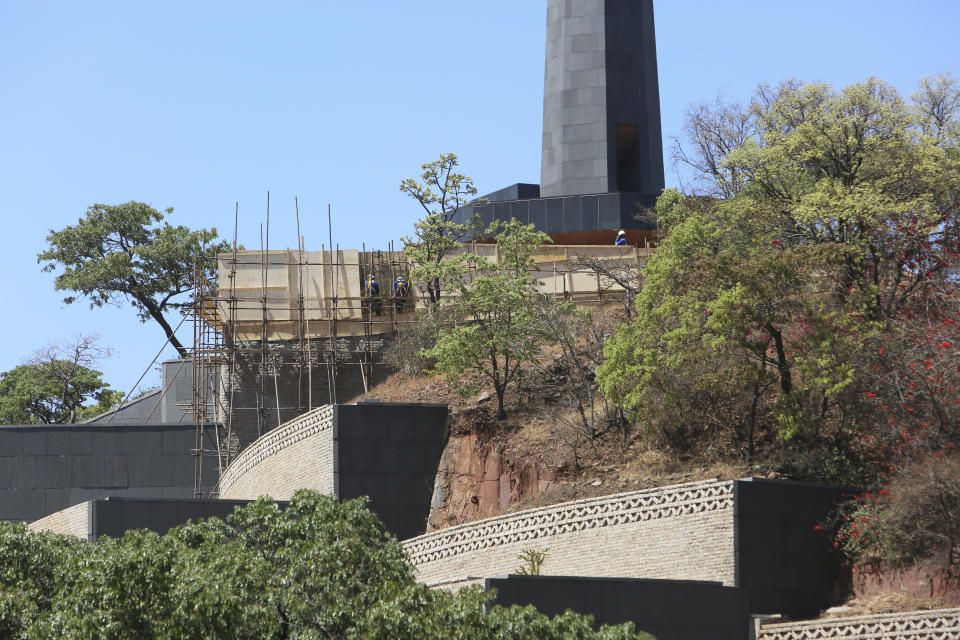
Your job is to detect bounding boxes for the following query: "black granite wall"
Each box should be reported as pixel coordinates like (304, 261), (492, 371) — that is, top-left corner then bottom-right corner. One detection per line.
(540, 0), (664, 199)
(0, 424), (218, 522)
(454, 191), (657, 235)
(333, 401), (448, 540)
(89, 497), (263, 540)
(734, 478), (850, 618)
(487, 575), (749, 640)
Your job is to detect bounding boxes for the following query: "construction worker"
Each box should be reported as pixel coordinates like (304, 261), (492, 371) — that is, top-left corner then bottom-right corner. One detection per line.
(615, 230), (627, 246)
(392, 276), (410, 313)
(364, 274), (382, 316)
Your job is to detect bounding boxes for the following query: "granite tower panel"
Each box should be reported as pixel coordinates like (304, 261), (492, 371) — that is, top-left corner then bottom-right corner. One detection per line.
(540, 0), (664, 200)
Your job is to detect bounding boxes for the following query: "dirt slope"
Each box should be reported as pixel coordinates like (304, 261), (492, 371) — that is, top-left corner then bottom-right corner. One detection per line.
(359, 372), (767, 531)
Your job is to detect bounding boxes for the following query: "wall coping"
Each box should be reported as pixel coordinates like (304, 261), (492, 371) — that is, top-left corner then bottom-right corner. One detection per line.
(0, 423), (200, 432)
(758, 607), (960, 638)
(402, 478), (734, 565)
(218, 405), (334, 494)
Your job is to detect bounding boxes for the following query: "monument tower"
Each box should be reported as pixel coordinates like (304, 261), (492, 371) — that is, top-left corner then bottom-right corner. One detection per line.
(456, 0), (664, 240)
(540, 0), (664, 200)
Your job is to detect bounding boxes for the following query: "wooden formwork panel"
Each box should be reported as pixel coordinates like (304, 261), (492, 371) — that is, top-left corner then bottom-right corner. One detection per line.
(213, 246), (649, 340)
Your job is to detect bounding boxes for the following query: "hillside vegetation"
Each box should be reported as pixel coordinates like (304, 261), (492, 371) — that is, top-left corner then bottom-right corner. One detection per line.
(392, 75), (960, 587)
(0, 492), (651, 639)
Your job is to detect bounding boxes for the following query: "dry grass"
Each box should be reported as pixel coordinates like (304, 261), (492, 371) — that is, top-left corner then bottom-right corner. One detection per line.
(360, 366), (777, 519)
(823, 593), (950, 618)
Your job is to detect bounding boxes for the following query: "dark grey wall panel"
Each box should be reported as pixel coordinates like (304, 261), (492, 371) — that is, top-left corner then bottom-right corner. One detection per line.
(563, 196), (583, 232)
(734, 478), (851, 619)
(487, 575), (749, 640)
(333, 402), (447, 540)
(92, 498), (266, 539)
(0, 424), (217, 523)
(86, 359), (196, 425)
(541, 0), (664, 200)
(456, 191), (659, 236)
(482, 183), (540, 203)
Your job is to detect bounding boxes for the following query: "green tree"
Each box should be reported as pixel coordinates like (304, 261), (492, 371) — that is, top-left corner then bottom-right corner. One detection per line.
(0, 491), (652, 639)
(400, 153), (487, 307)
(599, 75), (960, 473)
(38, 202), (231, 358)
(424, 220), (552, 419)
(0, 524), (82, 639)
(0, 336), (122, 424)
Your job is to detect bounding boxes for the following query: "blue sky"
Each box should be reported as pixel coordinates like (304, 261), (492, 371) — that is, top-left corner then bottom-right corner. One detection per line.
(1, 1), (957, 395)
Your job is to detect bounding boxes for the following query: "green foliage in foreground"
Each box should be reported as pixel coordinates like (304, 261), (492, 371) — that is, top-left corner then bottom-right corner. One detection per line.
(0, 491), (653, 640)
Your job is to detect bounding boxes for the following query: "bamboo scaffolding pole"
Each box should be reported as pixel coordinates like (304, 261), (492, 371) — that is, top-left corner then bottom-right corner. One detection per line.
(295, 197), (305, 415)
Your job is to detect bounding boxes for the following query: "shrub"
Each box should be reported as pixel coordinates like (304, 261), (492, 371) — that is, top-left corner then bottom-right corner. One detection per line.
(835, 455), (960, 572)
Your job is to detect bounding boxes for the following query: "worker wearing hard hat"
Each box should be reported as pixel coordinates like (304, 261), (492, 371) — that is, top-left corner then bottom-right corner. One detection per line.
(615, 230), (627, 246)
(392, 276), (409, 313)
(364, 274), (382, 316)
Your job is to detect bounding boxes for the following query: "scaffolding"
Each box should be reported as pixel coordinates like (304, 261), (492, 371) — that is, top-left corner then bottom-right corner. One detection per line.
(189, 218), (417, 496)
(188, 206), (654, 497)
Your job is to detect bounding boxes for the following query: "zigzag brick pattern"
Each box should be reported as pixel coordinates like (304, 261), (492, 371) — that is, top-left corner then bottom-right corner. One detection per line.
(219, 405), (335, 500)
(402, 479), (736, 586)
(758, 608), (960, 640)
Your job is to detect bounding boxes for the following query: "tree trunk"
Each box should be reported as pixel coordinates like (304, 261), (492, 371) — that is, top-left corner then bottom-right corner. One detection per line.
(765, 323), (792, 395)
(144, 301), (188, 358)
(495, 388), (507, 420)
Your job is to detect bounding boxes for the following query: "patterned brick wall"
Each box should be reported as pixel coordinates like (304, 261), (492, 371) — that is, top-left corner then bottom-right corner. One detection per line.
(219, 405), (335, 500)
(757, 608), (960, 639)
(402, 479), (736, 586)
(28, 501), (91, 540)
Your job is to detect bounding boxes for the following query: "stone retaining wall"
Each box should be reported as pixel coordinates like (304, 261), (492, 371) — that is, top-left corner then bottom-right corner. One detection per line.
(756, 608), (960, 640)
(219, 405), (335, 500)
(402, 479), (736, 586)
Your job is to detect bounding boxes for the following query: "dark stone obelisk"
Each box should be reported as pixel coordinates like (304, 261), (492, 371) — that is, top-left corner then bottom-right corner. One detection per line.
(540, 0), (664, 201)
(453, 0), (665, 236)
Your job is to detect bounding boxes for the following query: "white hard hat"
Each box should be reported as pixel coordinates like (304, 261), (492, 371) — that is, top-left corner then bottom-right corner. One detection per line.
(617, 230), (626, 236)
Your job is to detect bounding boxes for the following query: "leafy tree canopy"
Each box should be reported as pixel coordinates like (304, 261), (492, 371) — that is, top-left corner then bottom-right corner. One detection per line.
(425, 219), (552, 419)
(0, 336), (122, 424)
(600, 75), (960, 475)
(38, 202), (232, 358)
(0, 490), (652, 639)
(400, 153), (488, 307)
